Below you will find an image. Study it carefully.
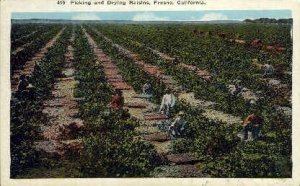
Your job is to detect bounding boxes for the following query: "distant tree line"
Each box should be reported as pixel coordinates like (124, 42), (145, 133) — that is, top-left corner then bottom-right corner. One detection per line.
(244, 18), (292, 24)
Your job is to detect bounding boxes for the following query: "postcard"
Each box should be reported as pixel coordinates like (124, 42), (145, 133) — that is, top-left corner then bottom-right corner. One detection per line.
(1, 0), (300, 185)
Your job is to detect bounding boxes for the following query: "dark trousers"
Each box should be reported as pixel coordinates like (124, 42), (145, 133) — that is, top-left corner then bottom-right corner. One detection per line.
(243, 123), (260, 140)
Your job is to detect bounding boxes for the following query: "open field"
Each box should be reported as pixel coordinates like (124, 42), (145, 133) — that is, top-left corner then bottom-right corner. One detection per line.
(10, 21), (292, 178)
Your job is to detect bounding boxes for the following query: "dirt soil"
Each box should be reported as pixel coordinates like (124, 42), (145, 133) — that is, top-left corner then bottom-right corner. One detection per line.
(93, 29), (242, 125)
(34, 35), (84, 158)
(87, 29), (210, 177)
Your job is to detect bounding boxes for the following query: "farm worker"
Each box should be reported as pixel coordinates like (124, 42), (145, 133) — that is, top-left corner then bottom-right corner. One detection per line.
(110, 89), (124, 110)
(241, 113), (263, 141)
(17, 75), (29, 92)
(173, 56), (180, 65)
(33, 62), (42, 75)
(16, 75), (29, 99)
(25, 84), (37, 101)
(142, 81), (152, 96)
(169, 111), (188, 137)
(262, 64), (274, 77)
(158, 88), (176, 116)
(229, 79), (243, 97)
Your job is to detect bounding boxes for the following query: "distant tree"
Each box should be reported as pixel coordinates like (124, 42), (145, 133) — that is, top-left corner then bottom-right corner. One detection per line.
(243, 18), (292, 24)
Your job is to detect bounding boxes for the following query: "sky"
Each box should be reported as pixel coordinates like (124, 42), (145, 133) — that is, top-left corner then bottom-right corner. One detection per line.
(12, 10), (292, 21)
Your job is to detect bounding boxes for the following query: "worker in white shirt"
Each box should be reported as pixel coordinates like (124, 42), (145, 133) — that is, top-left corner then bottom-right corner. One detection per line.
(158, 88), (176, 116)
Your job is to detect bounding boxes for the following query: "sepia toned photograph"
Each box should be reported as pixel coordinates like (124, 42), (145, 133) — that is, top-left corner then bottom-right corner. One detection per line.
(8, 10), (293, 179)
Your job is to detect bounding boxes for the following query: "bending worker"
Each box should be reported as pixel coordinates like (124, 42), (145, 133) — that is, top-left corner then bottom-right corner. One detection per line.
(142, 81), (152, 97)
(241, 112), (263, 141)
(110, 89), (124, 110)
(169, 111), (188, 137)
(262, 64), (274, 77)
(158, 88), (176, 116)
(16, 75), (29, 99)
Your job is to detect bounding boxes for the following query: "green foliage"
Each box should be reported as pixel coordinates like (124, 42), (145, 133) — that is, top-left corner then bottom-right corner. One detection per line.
(202, 142), (292, 178)
(84, 23), (292, 177)
(73, 27), (156, 177)
(80, 118), (156, 177)
(10, 26), (71, 177)
(11, 23), (292, 178)
(11, 25), (64, 76)
(87, 28), (166, 105)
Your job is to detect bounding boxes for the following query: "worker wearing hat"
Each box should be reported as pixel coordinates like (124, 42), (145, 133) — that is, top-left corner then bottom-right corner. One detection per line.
(27, 83), (37, 101)
(169, 111), (188, 137)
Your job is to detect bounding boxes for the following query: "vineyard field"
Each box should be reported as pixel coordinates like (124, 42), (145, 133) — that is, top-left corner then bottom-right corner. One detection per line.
(10, 21), (292, 178)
